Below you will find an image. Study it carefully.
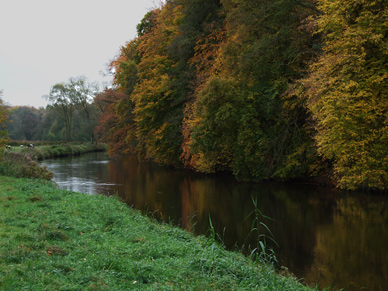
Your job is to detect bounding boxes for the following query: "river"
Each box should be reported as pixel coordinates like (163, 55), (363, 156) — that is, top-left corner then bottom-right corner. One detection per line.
(41, 151), (388, 290)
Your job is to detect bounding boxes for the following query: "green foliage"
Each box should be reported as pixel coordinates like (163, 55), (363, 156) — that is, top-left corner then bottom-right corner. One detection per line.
(245, 196), (278, 264)
(187, 0), (319, 181)
(7, 106), (43, 141)
(136, 10), (157, 37)
(45, 76), (99, 142)
(190, 76), (242, 172)
(31, 142), (106, 160)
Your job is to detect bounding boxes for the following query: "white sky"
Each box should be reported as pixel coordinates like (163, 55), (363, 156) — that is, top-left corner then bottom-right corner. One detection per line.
(0, 0), (159, 108)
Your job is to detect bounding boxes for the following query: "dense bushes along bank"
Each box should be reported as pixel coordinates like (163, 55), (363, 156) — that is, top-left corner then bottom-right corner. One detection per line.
(0, 143), (106, 180)
(0, 176), (320, 290)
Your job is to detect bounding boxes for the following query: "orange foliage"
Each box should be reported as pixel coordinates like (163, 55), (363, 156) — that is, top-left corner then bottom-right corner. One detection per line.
(94, 89), (135, 157)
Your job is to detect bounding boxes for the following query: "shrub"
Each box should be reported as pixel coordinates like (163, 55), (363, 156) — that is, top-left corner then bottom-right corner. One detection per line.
(0, 152), (53, 180)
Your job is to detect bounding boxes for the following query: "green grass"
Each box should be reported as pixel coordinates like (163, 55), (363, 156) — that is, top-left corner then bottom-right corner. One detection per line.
(0, 176), (320, 290)
(12, 142), (107, 160)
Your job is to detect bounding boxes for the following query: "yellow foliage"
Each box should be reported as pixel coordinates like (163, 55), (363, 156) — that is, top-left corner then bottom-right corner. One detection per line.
(303, 0), (388, 190)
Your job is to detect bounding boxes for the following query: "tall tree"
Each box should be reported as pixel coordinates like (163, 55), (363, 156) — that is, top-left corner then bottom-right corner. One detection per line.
(130, 3), (186, 165)
(45, 76), (99, 142)
(186, 0), (320, 180)
(94, 89), (135, 156)
(45, 83), (76, 142)
(69, 76), (99, 121)
(102, 39), (140, 156)
(302, 0), (388, 190)
(7, 107), (41, 141)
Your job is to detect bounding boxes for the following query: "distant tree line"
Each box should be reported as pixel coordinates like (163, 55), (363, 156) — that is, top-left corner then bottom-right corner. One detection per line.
(5, 76), (100, 143)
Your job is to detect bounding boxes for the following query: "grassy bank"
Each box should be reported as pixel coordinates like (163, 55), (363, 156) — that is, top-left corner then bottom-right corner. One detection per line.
(0, 176), (319, 290)
(5, 142), (107, 160)
(32, 143), (106, 160)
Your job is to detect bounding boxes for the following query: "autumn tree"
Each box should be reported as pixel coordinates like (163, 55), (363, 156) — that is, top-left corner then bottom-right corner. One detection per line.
(99, 38), (141, 156)
(98, 0), (321, 183)
(100, 0), (223, 165)
(302, 0), (388, 190)
(94, 89), (135, 156)
(186, 0), (320, 180)
(129, 3), (186, 165)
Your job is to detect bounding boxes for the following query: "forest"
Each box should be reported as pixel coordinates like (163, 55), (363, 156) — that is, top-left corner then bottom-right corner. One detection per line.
(1, 76), (100, 143)
(1, 0), (387, 191)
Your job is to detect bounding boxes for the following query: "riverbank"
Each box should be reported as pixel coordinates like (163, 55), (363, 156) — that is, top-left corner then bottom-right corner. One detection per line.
(0, 143), (106, 180)
(32, 142), (107, 160)
(0, 176), (319, 290)
(5, 142), (107, 160)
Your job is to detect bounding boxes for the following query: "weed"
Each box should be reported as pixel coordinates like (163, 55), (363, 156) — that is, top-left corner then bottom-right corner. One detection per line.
(245, 195), (278, 265)
(206, 214), (225, 247)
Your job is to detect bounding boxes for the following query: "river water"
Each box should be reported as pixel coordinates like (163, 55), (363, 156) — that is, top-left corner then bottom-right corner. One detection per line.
(41, 152), (388, 290)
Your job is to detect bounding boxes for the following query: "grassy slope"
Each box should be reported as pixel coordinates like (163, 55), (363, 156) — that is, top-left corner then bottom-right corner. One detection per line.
(0, 176), (318, 291)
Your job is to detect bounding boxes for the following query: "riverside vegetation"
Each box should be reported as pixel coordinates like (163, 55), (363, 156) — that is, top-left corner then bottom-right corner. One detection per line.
(0, 141), (322, 290)
(0, 142), (106, 180)
(0, 176), (321, 290)
(2, 1), (388, 191)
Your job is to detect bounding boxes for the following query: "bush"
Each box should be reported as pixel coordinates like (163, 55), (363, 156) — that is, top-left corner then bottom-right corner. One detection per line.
(0, 152), (53, 180)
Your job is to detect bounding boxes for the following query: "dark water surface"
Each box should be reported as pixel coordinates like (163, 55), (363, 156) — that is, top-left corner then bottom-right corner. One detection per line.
(42, 152), (388, 290)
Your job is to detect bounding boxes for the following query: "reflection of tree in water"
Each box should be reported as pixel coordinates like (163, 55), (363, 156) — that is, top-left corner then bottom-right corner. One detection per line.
(306, 196), (388, 291)
(103, 155), (388, 291)
(108, 155), (185, 223)
(179, 178), (323, 276)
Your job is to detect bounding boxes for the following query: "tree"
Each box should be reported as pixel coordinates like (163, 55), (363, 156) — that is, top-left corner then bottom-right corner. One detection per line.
(7, 106), (41, 141)
(129, 2), (186, 165)
(136, 10), (158, 37)
(45, 76), (99, 142)
(185, 0), (320, 180)
(68, 76), (99, 142)
(302, 0), (388, 190)
(94, 89), (134, 156)
(45, 83), (76, 142)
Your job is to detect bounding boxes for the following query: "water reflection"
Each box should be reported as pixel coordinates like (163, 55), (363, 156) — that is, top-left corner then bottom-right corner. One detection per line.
(42, 152), (388, 291)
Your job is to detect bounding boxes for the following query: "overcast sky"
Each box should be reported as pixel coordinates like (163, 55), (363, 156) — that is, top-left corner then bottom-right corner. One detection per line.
(0, 0), (158, 108)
